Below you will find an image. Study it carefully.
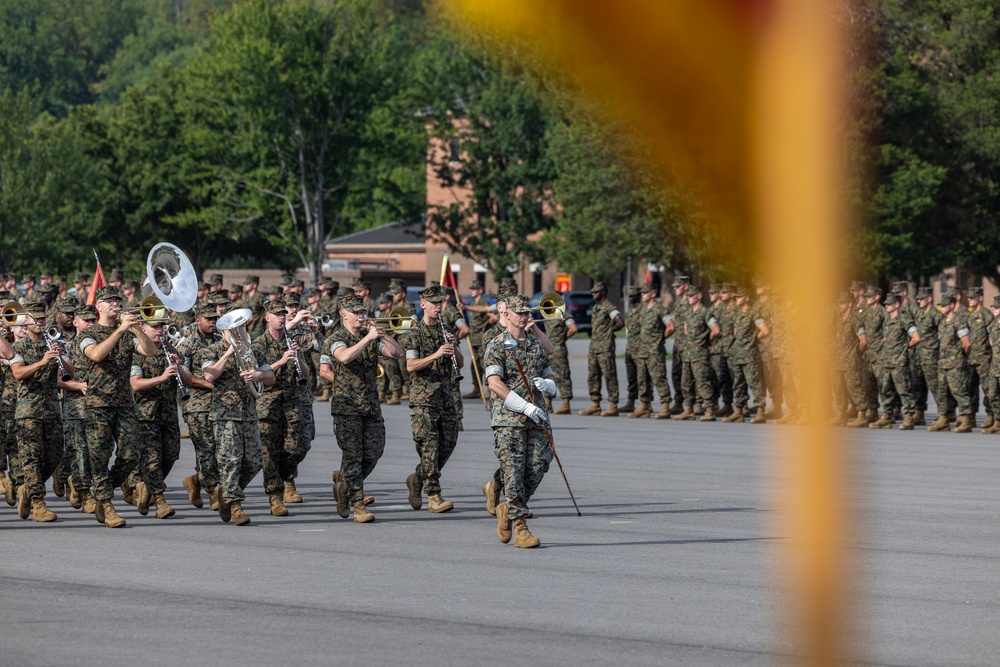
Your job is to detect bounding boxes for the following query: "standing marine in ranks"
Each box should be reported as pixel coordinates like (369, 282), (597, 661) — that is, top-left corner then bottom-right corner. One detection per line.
(668, 276), (692, 413)
(580, 282), (624, 416)
(544, 290), (577, 415)
(986, 296), (1000, 434)
(930, 295), (973, 433)
(632, 283), (674, 419)
(322, 295), (403, 523)
(252, 299), (308, 517)
(462, 279), (495, 401)
(483, 294), (555, 548)
(401, 286), (464, 513)
(723, 287), (768, 424)
(965, 287), (994, 430)
(831, 293), (868, 426)
(869, 295), (919, 430)
(676, 288), (720, 421)
(622, 286), (643, 414)
(81, 286), (159, 528)
(911, 287), (942, 426)
(10, 302), (75, 522)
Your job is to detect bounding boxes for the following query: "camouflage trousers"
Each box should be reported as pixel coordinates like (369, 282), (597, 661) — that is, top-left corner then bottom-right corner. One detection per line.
(671, 346), (685, 405)
(62, 418), (91, 489)
(311, 349), (329, 394)
(383, 354), (404, 392)
(213, 419), (263, 504)
(860, 360), (880, 412)
(710, 353), (733, 406)
(681, 355), (714, 408)
(760, 354), (784, 407)
(452, 384), (464, 421)
(17, 417), (62, 500)
(468, 343), (486, 393)
(777, 356), (799, 411)
(835, 365), (865, 414)
(410, 405), (458, 495)
(968, 358), (993, 417)
(333, 412), (386, 503)
(1, 408), (19, 485)
(624, 350), (639, 402)
(550, 345), (573, 400)
(129, 419), (181, 495)
(879, 365), (914, 414)
(86, 406), (140, 502)
(259, 415), (308, 495)
(493, 424), (552, 522)
(937, 365), (972, 417)
(732, 356), (765, 410)
(911, 349), (941, 412)
(870, 361), (899, 414)
(185, 411), (219, 490)
(636, 353), (671, 405)
(587, 350), (619, 404)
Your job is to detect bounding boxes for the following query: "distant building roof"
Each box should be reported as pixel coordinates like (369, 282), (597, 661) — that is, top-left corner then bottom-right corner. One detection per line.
(328, 219), (424, 248)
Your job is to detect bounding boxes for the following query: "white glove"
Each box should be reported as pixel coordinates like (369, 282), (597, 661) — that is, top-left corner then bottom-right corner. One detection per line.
(532, 377), (557, 397)
(503, 391), (544, 423)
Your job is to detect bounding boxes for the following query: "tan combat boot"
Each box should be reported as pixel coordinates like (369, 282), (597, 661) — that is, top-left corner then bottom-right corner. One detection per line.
(208, 486), (219, 512)
(427, 493), (454, 513)
(693, 404), (705, 416)
(135, 481), (150, 516)
(775, 408), (798, 425)
(101, 501), (126, 528)
(378, 390), (386, 403)
(318, 386), (332, 402)
(669, 401), (685, 415)
(954, 415), (973, 433)
(898, 413), (915, 431)
(545, 397), (554, 413)
(216, 487), (231, 522)
(400, 385), (409, 400)
(482, 479), (500, 516)
(31, 497), (57, 522)
(121, 481), (135, 505)
(827, 410), (847, 426)
(579, 401), (602, 416)
(553, 399), (571, 415)
(620, 399), (636, 414)
(765, 405), (782, 420)
(868, 412), (893, 429)
(406, 473), (422, 510)
(496, 501), (512, 544)
(716, 404), (734, 418)
(183, 475), (203, 508)
(927, 414), (950, 432)
(52, 477), (65, 498)
(700, 405), (717, 422)
(512, 519), (540, 548)
(846, 411), (870, 428)
(2, 474), (13, 506)
(981, 414), (994, 431)
(653, 404), (672, 419)
(353, 499), (375, 523)
(750, 407), (767, 424)
(674, 406), (695, 421)
(230, 503), (251, 526)
(269, 493), (289, 517)
(387, 390), (401, 406)
(722, 408), (744, 423)
(17, 484), (30, 520)
(68, 478), (81, 509)
(80, 489), (97, 514)
(284, 479), (303, 504)
(601, 403), (619, 417)
(334, 479), (350, 518)
(913, 410), (927, 426)
(629, 402), (652, 418)
(153, 493), (175, 519)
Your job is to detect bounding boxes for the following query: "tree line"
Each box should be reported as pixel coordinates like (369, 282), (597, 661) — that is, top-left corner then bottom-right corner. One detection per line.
(1, 0), (998, 288)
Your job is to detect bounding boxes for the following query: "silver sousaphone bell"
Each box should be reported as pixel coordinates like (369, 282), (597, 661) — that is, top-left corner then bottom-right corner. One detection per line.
(146, 243), (198, 313)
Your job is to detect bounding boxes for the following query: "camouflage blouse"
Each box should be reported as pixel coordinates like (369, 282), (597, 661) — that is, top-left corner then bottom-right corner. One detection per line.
(913, 306), (942, 352)
(483, 333), (553, 428)
(731, 305), (765, 365)
(320, 327), (382, 416)
(637, 303), (671, 358)
(709, 301), (735, 355)
(79, 324), (138, 409)
(467, 295), (492, 346)
(131, 348), (178, 422)
(938, 312), (970, 371)
(11, 337), (63, 420)
(179, 329), (217, 414)
(62, 332), (87, 420)
(0, 357), (16, 415)
(966, 307), (994, 365)
(882, 312), (917, 368)
(834, 312), (864, 371)
(252, 330), (306, 422)
(196, 339), (270, 422)
(590, 299), (621, 354)
(683, 305), (718, 360)
(625, 306), (642, 355)
(543, 316), (575, 348)
(401, 320), (457, 410)
(671, 299), (692, 352)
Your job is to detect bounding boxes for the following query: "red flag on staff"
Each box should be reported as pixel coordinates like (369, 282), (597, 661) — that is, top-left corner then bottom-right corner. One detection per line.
(439, 253), (458, 292)
(86, 252), (106, 305)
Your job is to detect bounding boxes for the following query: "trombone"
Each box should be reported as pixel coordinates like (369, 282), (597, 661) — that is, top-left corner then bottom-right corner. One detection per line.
(120, 295), (170, 323)
(528, 291), (567, 321)
(360, 307), (415, 333)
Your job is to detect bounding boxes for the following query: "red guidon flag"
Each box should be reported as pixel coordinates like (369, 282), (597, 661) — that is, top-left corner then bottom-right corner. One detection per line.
(439, 254), (458, 292)
(86, 259), (107, 306)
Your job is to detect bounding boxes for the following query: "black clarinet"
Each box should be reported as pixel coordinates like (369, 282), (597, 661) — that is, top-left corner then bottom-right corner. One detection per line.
(438, 318), (463, 381)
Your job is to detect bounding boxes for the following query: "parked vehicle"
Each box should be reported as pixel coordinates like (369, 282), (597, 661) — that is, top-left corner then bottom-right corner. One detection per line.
(529, 290), (594, 335)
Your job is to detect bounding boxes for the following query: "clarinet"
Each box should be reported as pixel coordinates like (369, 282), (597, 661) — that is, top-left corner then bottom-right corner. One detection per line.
(438, 317), (463, 381)
(283, 326), (308, 386)
(162, 336), (190, 402)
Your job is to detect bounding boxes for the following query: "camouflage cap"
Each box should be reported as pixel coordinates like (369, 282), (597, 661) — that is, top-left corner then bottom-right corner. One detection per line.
(640, 283), (656, 294)
(322, 279), (339, 292)
(389, 281), (405, 294)
(708, 283), (721, 293)
(837, 291), (852, 304)
(268, 285), (282, 296)
(40, 271), (53, 280)
(495, 285), (518, 304)
(686, 287), (703, 297)
(735, 286), (748, 298)
(75, 305), (97, 321)
(209, 273), (224, 285)
(24, 301), (46, 315)
(22, 274), (36, 283)
(850, 280), (866, 292)
(671, 275), (690, 287)
(280, 275), (292, 286)
(293, 279), (305, 289)
(968, 286), (984, 298)
(506, 294), (531, 313)
(469, 280), (483, 290)
(419, 286), (446, 303)
(39, 283), (58, 296)
(864, 286), (882, 299)
(207, 290), (231, 305)
(340, 295), (366, 312)
(56, 296), (79, 313)
(915, 287), (932, 299)
(891, 280), (908, 293)
(124, 280), (140, 291)
(244, 275), (260, 285)
(590, 282), (607, 293)
(229, 283), (243, 294)
(198, 281), (211, 291)
(95, 286), (122, 302)
(993, 295), (1000, 308)
(264, 300), (287, 315)
(378, 293), (392, 305)
(937, 295), (953, 307)
(74, 272), (89, 283)
(500, 277), (516, 288)
(721, 282), (736, 293)
(194, 302), (219, 318)
(884, 294), (900, 307)
(108, 269), (124, 283)
(628, 285), (642, 297)
(55, 275), (67, 284)
(282, 292), (302, 306)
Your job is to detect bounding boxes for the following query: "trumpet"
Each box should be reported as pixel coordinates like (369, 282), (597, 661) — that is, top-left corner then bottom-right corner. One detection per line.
(1, 302), (72, 379)
(529, 291), (567, 321)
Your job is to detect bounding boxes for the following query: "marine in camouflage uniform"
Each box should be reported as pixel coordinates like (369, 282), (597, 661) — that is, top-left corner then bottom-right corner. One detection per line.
(544, 306), (577, 415)
(178, 304), (222, 505)
(242, 275), (267, 339)
(314, 279), (341, 402)
(754, 284), (783, 416)
(623, 287), (643, 412)
(911, 287), (943, 424)
(10, 302), (72, 521)
(964, 287), (994, 428)
(861, 286), (893, 419)
(462, 280), (494, 400)
(929, 296), (973, 433)
(48, 296), (79, 491)
(128, 321), (190, 518)
(483, 294), (554, 548)
(321, 295), (404, 522)
(669, 276), (692, 410)
(709, 284), (735, 413)
(252, 299), (311, 515)
(81, 286), (160, 527)
(198, 322), (274, 524)
(282, 292), (320, 499)
(388, 280), (414, 401)
(440, 287), (469, 423)
(677, 288), (720, 420)
(400, 286), (463, 512)
(869, 295), (919, 429)
(832, 293), (867, 424)
(61, 306), (96, 511)
(1, 324), (21, 498)
(633, 283), (673, 417)
(985, 296), (1000, 434)
(581, 282), (624, 415)
(724, 287), (767, 423)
